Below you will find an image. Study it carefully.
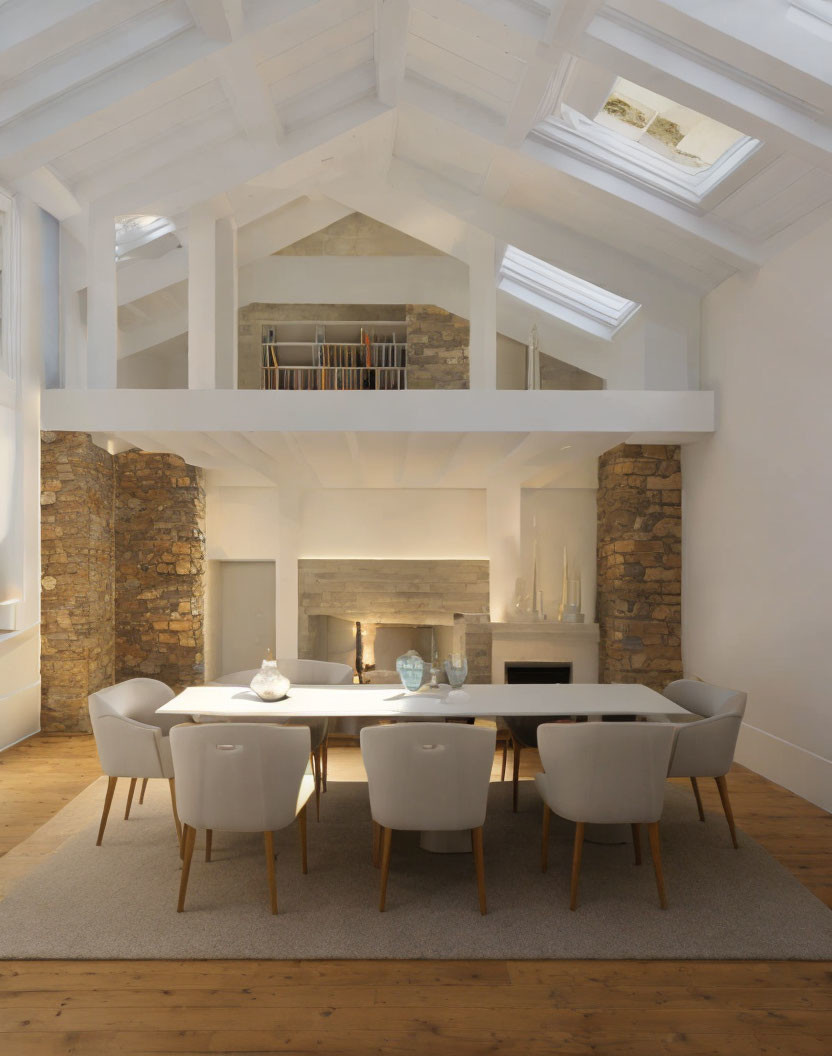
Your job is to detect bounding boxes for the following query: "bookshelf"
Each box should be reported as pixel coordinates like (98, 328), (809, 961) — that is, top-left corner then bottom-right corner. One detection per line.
(261, 319), (408, 391)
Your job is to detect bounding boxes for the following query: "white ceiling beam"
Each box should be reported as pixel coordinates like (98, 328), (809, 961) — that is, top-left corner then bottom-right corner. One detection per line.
(117, 247), (187, 304)
(215, 42), (285, 143)
(374, 0), (410, 106)
(10, 166), (81, 221)
(386, 156), (700, 310)
(185, 0), (245, 42)
(97, 100), (393, 218)
(410, 0), (537, 59)
(238, 196), (353, 263)
(0, 5), (196, 130)
(0, 0), (108, 53)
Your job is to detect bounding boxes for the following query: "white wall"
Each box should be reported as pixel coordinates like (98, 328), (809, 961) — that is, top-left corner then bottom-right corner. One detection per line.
(299, 489), (488, 558)
(522, 489), (597, 622)
(683, 217), (832, 811)
(0, 196), (57, 749)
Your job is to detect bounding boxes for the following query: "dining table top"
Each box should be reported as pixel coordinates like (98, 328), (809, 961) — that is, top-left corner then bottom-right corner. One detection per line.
(156, 681), (691, 721)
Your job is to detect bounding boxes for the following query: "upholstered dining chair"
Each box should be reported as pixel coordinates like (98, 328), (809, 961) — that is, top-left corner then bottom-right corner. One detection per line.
(211, 658), (350, 820)
(663, 679), (748, 848)
(88, 677), (182, 847)
(170, 722), (314, 914)
(360, 722), (496, 914)
(503, 716), (573, 813)
(535, 722), (676, 910)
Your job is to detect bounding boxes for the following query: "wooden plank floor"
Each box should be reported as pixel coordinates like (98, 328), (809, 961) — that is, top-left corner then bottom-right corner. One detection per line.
(0, 733), (830, 1056)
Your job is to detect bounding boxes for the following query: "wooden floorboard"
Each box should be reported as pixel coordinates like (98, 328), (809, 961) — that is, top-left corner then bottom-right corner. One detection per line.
(0, 732), (829, 1055)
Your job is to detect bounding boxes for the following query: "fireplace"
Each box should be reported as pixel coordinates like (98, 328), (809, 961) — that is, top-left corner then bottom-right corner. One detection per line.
(505, 661), (572, 684)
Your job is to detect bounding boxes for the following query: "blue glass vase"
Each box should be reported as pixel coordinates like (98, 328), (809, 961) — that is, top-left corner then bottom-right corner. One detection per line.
(396, 649), (425, 692)
(444, 656), (468, 690)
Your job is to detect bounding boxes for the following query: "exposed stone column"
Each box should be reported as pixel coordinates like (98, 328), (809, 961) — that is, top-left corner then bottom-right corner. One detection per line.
(405, 305), (470, 388)
(114, 452), (206, 691)
(40, 432), (114, 732)
(596, 444), (682, 691)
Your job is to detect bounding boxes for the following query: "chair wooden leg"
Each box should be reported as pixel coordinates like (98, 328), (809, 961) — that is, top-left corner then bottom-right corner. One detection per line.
(169, 778), (183, 854)
(512, 739), (522, 813)
(322, 738), (328, 793)
(541, 804), (551, 873)
(312, 747), (322, 822)
(690, 776), (706, 822)
(264, 831), (278, 915)
(500, 738), (507, 781)
(472, 826), (487, 915)
(378, 826), (392, 912)
(647, 821), (668, 909)
(205, 829), (212, 863)
(177, 825), (196, 912)
(715, 775), (739, 848)
(372, 820), (381, 868)
(298, 804), (308, 874)
(96, 776), (118, 846)
(631, 823), (642, 866)
(569, 822), (585, 910)
(124, 777), (137, 821)
(138, 777), (148, 805)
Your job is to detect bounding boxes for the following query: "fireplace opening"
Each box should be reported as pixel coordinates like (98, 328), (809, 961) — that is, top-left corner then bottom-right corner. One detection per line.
(505, 661), (572, 684)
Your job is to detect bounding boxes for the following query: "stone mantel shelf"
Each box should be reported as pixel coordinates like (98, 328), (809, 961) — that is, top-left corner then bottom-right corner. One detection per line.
(489, 621), (600, 639)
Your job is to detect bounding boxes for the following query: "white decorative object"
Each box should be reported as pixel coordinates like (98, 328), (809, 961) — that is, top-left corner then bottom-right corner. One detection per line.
(526, 324), (541, 390)
(531, 516), (545, 621)
(557, 546), (568, 621)
(250, 650), (291, 701)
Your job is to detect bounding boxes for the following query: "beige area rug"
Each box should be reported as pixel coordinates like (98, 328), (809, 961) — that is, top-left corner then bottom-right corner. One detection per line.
(0, 777), (830, 960)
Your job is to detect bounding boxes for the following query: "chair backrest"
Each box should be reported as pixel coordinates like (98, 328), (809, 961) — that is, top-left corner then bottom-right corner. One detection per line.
(87, 678), (176, 777)
(663, 679), (747, 719)
(663, 679), (747, 778)
(536, 722), (676, 825)
(212, 658), (353, 686)
(170, 722), (311, 832)
(360, 722), (496, 831)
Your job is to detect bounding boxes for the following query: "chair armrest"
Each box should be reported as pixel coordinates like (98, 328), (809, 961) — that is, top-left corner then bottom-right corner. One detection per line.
(92, 713), (170, 779)
(667, 713), (742, 778)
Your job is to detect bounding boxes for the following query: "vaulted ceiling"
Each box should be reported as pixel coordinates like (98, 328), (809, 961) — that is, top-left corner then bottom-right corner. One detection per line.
(3, 0), (831, 323)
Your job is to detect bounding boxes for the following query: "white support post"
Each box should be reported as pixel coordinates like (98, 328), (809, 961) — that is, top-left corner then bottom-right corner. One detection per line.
(486, 481), (522, 624)
(468, 230), (497, 389)
(187, 204), (218, 389)
(276, 484), (300, 659)
(86, 207), (118, 388)
(215, 216), (238, 389)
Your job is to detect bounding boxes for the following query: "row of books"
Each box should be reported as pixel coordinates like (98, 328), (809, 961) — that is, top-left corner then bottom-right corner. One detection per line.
(262, 366), (407, 391)
(315, 342), (406, 369)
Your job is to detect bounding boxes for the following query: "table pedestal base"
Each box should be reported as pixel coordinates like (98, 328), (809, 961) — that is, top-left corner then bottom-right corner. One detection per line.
(420, 829), (472, 853)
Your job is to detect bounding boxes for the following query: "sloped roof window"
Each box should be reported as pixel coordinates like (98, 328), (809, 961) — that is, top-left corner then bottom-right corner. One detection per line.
(498, 245), (640, 339)
(596, 79), (745, 171)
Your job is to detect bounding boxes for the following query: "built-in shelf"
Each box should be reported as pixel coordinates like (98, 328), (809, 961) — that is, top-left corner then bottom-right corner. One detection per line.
(261, 319), (408, 391)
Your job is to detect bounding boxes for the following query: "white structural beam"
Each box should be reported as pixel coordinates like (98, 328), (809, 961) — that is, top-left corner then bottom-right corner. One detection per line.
(9, 167), (80, 221)
(0, 0), (106, 53)
(375, 0), (410, 106)
(215, 42), (285, 143)
(185, 0), (244, 41)
(386, 156), (700, 313)
(187, 204), (218, 388)
(467, 229), (497, 389)
(42, 389), (716, 437)
(86, 207), (118, 388)
(215, 215), (238, 389)
(486, 481), (522, 623)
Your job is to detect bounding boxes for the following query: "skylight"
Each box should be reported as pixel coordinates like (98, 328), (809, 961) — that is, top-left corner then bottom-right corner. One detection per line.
(498, 246), (640, 339)
(596, 78), (745, 172)
(115, 214), (176, 261)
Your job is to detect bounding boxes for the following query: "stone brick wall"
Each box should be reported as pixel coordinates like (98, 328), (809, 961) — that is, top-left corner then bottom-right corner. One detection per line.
(114, 452), (206, 692)
(405, 304), (470, 389)
(41, 432), (115, 732)
(453, 613), (493, 685)
(298, 559), (489, 660)
(596, 444), (682, 691)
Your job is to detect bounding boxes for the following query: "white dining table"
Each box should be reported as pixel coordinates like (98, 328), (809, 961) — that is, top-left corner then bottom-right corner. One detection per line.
(157, 681), (689, 853)
(156, 681), (691, 721)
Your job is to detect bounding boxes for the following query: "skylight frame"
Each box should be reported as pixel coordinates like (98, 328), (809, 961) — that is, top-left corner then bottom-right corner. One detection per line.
(498, 245), (641, 340)
(530, 105), (762, 208)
